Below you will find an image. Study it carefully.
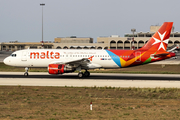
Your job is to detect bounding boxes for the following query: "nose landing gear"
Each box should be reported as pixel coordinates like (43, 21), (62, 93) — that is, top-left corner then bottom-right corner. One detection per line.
(24, 67), (29, 76)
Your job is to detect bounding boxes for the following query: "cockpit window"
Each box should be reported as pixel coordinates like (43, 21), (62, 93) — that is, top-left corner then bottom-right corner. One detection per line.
(11, 54), (17, 57)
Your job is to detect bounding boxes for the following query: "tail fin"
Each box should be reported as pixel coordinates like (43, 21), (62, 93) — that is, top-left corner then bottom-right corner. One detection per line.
(139, 22), (173, 52)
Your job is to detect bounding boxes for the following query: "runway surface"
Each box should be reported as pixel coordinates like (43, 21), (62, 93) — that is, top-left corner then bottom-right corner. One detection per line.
(0, 72), (180, 88)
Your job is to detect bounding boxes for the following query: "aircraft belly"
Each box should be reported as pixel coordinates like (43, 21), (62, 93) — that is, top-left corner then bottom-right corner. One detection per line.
(92, 59), (119, 68)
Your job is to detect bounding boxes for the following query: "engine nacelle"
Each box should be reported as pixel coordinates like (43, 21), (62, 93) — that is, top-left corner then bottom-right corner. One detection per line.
(48, 64), (75, 74)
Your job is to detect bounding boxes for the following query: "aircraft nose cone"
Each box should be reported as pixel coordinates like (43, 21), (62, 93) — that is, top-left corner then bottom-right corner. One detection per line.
(3, 57), (10, 65)
(3, 58), (7, 64)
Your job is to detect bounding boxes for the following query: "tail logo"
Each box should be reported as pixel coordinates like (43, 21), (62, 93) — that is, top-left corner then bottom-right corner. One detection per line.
(152, 31), (169, 50)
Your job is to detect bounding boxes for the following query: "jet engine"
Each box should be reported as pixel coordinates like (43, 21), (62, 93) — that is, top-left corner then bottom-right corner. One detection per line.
(48, 64), (75, 74)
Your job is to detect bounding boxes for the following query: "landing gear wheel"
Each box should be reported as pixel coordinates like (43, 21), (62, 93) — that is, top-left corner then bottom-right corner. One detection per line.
(24, 72), (28, 77)
(78, 72), (84, 78)
(84, 71), (90, 77)
(24, 67), (29, 77)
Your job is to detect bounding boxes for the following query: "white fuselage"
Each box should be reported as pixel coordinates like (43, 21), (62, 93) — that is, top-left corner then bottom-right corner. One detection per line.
(3, 49), (120, 69)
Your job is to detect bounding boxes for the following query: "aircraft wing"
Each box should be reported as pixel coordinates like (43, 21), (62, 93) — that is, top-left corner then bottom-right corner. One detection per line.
(50, 57), (92, 69)
(65, 58), (90, 64)
(50, 56), (101, 69)
(65, 58), (91, 69)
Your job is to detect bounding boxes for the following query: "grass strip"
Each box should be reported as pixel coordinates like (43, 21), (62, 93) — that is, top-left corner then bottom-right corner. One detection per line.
(0, 86), (180, 119)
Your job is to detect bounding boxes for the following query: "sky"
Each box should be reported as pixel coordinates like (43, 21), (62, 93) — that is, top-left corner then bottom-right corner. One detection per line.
(0, 0), (180, 43)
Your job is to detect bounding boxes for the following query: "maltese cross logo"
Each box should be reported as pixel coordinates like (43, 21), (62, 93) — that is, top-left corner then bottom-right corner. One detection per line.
(88, 56), (94, 61)
(152, 31), (169, 50)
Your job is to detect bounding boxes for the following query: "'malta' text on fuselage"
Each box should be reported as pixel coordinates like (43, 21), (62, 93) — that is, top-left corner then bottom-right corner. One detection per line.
(30, 51), (60, 59)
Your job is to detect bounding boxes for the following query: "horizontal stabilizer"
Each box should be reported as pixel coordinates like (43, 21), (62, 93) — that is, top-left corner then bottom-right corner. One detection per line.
(167, 44), (179, 52)
(153, 53), (169, 57)
(151, 53), (169, 58)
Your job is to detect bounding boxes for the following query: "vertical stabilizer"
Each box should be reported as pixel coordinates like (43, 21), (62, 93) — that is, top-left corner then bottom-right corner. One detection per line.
(139, 22), (173, 52)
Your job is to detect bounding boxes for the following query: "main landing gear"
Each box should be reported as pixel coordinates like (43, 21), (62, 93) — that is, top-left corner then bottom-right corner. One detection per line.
(78, 70), (90, 78)
(24, 67), (29, 76)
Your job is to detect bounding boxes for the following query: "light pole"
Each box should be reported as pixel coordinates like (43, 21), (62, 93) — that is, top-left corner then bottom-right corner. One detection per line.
(131, 29), (136, 50)
(40, 3), (45, 49)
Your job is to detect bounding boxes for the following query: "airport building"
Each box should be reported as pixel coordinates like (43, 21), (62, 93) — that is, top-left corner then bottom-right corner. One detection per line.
(0, 25), (180, 51)
(0, 41), (53, 51)
(97, 25), (180, 50)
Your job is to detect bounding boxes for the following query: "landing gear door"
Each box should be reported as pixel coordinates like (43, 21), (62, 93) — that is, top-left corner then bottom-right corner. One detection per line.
(21, 51), (27, 61)
(135, 51), (141, 62)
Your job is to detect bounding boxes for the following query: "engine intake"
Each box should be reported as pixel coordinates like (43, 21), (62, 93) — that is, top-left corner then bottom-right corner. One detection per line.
(48, 64), (75, 74)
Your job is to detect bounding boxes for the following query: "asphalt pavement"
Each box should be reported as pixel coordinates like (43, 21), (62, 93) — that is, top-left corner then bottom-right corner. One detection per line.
(0, 72), (180, 88)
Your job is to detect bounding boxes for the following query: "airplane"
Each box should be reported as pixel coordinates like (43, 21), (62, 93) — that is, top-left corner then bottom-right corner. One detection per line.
(3, 22), (176, 78)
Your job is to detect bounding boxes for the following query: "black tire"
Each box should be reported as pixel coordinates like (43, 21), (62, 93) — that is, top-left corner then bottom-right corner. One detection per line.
(24, 72), (28, 77)
(84, 71), (90, 77)
(78, 72), (83, 78)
